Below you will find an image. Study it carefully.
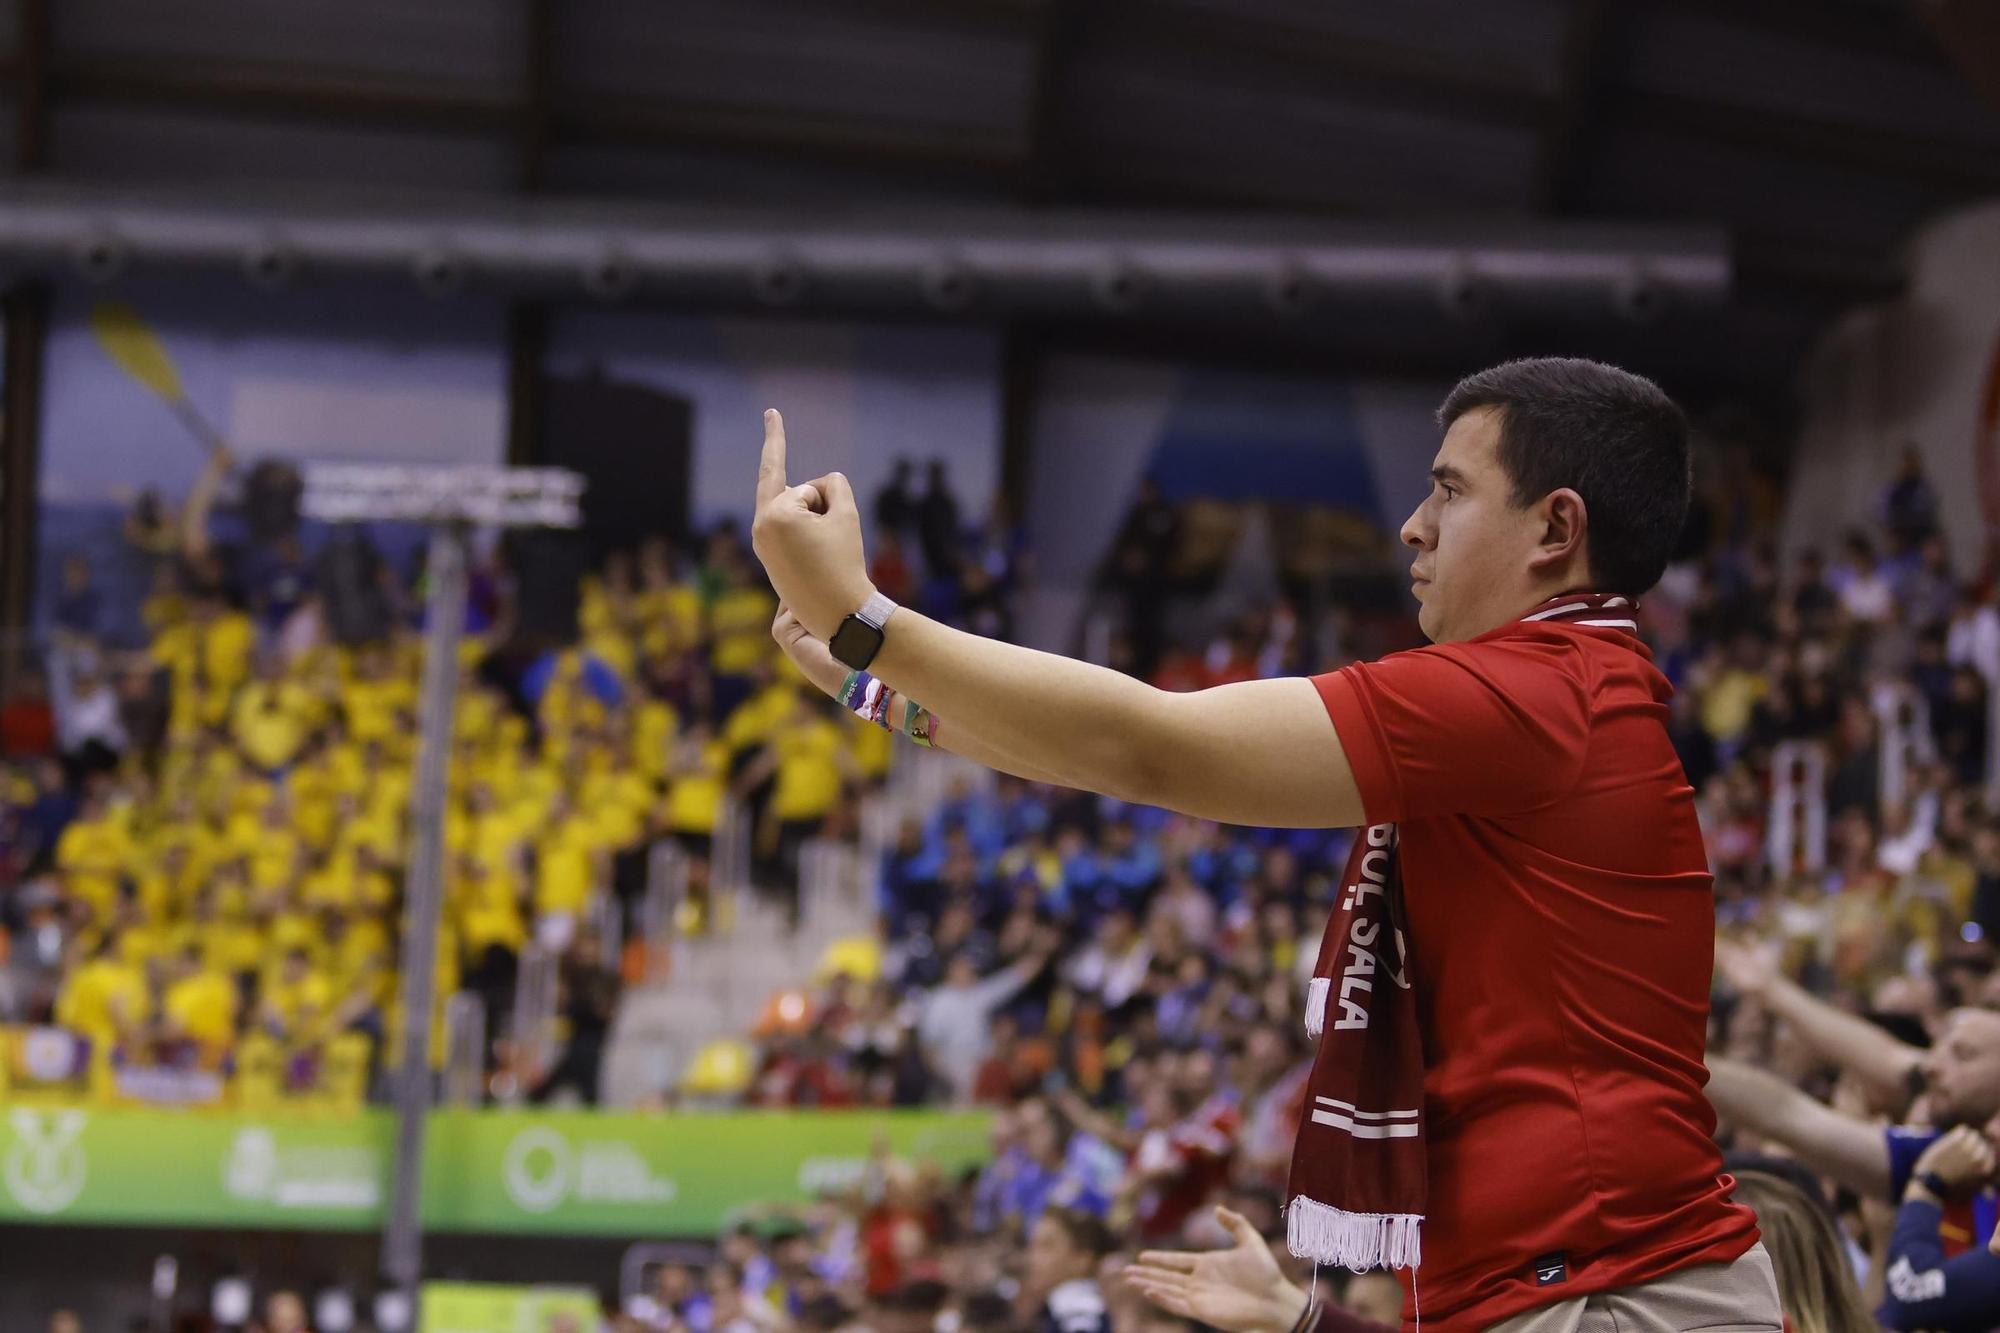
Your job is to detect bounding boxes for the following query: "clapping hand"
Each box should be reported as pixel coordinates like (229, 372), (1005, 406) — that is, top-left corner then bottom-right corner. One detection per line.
(1124, 1207), (1309, 1333)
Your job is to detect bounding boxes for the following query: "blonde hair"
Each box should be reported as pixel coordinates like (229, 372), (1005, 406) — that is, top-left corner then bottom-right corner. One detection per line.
(1731, 1170), (1873, 1333)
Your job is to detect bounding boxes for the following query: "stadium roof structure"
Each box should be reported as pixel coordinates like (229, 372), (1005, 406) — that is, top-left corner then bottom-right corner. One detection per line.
(0, 0), (1994, 391)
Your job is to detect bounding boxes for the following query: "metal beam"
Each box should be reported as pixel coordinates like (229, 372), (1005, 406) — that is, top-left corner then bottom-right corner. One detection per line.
(997, 323), (1043, 526)
(0, 282), (50, 673)
(505, 303), (548, 468)
(0, 184), (1732, 322)
(1531, 0), (1613, 215)
(519, 0), (556, 193)
(1116, 0), (1545, 131)
(379, 527), (465, 1304)
(1615, 89), (2000, 193)
(15, 0), (49, 173)
(1019, 0), (1088, 205)
(51, 57), (513, 133)
(550, 94), (1020, 181)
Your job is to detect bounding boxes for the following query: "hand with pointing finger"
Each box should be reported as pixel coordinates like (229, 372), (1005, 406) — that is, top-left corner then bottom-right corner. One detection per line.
(749, 409), (877, 642)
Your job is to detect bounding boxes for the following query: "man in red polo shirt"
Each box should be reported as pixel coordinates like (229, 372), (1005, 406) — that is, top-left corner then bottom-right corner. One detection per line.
(752, 357), (1778, 1330)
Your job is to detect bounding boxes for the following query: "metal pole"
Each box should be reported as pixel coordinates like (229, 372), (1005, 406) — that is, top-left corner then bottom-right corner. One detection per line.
(381, 523), (468, 1300)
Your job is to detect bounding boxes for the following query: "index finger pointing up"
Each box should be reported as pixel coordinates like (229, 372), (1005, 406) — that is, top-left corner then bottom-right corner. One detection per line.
(757, 408), (788, 508)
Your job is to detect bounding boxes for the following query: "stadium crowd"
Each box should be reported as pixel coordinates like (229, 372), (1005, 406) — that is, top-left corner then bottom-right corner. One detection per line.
(0, 449), (1014, 1108)
(13, 431), (2000, 1332)
(655, 439), (2000, 1331)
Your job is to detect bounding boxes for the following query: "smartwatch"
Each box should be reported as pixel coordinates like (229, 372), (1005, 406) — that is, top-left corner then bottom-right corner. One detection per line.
(829, 591), (899, 670)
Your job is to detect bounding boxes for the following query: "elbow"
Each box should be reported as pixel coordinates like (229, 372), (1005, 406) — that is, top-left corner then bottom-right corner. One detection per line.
(1107, 739), (1168, 810)
(1111, 689), (1182, 810)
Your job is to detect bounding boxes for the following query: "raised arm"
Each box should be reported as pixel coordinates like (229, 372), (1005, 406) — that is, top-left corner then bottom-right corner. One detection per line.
(180, 446), (232, 561)
(1705, 1055), (1892, 1199)
(750, 411), (1363, 829)
(1717, 940), (1923, 1098)
(772, 605), (1084, 791)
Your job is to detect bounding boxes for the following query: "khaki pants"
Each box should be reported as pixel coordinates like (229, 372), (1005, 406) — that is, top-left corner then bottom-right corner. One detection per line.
(1487, 1244), (1782, 1333)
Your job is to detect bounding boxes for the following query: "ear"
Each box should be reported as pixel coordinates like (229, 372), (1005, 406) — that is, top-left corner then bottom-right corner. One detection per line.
(1528, 487), (1589, 576)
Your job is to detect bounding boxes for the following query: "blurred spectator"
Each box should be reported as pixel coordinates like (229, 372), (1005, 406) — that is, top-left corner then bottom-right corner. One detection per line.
(1023, 1208), (1114, 1333)
(52, 556), (102, 640)
(1103, 479), (1180, 678)
(1728, 1170), (1874, 1333)
(529, 933), (620, 1104)
(1, 667), (56, 757)
(918, 460), (964, 581)
(1885, 446), (1940, 552)
(918, 941), (1055, 1103)
(1833, 533), (1893, 625)
(48, 641), (127, 779)
(254, 1289), (312, 1333)
(873, 459), (918, 545)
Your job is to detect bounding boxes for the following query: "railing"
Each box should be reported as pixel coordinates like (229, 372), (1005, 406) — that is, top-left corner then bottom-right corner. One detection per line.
(1767, 740), (1829, 879)
(1872, 678), (1936, 816)
(505, 944), (560, 1106)
(441, 992), (487, 1107)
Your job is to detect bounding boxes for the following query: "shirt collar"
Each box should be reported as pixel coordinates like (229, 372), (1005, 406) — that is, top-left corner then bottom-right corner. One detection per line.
(1515, 591), (1640, 638)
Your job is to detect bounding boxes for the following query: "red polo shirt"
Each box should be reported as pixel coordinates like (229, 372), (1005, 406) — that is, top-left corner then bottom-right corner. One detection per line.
(1312, 616), (1759, 1330)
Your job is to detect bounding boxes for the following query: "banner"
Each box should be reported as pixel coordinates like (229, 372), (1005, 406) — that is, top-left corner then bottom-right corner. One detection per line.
(420, 1282), (600, 1333)
(0, 1105), (992, 1235)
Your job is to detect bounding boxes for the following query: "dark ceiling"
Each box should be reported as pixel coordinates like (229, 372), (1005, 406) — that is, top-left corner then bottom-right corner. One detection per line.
(2, 0), (1996, 397)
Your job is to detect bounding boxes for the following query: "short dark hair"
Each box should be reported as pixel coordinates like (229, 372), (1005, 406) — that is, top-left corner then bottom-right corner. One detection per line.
(1437, 357), (1690, 596)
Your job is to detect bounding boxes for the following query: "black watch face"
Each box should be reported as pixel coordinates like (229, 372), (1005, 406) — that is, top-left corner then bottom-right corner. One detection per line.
(830, 617), (884, 667)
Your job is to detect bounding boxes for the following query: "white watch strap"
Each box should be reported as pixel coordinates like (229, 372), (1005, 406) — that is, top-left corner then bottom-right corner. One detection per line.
(856, 591), (898, 631)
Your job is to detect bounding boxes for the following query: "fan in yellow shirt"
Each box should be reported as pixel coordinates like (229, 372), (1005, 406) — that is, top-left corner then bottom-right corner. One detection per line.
(55, 940), (152, 1052)
(342, 645), (415, 747)
(732, 695), (860, 926)
(709, 577), (778, 678)
(631, 694), (681, 784)
(258, 948), (334, 1045)
(750, 695), (857, 826)
(662, 723), (730, 844)
(455, 853), (528, 961)
(190, 885), (265, 981)
(234, 805), (306, 895)
(132, 841), (196, 921)
(231, 657), (314, 773)
(721, 665), (797, 757)
(150, 595), (257, 732)
(54, 794), (133, 923)
(535, 796), (606, 920)
(160, 945), (241, 1054)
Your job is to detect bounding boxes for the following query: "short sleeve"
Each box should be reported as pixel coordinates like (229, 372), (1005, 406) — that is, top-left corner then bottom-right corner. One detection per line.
(1312, 636), (1591, 822)
(1886, 1126), (1937, 1198)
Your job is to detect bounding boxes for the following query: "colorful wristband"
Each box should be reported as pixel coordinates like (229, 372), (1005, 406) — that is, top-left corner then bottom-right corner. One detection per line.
(902, 698), (938, 748)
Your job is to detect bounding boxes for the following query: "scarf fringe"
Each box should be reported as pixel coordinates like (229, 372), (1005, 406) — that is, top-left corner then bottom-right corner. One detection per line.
(1287, 1195), (1423, 1273)
(1304, 977), (1329, 1039)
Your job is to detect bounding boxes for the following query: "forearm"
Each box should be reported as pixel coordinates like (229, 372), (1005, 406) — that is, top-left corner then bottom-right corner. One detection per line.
(1706, 1056), (1892, 1198)
(874, 681), (1082, 790)
(1704, 1056), (1791, 1138)
(1765, 977), (1922, 1094)
(869, 608), (1160, 802)
(181, 464), (223, 557)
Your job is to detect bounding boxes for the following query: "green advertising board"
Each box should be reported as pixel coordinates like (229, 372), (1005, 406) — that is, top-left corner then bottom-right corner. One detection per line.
(420, 1282), (600, 1332)
(0, 1105), (991, 1235)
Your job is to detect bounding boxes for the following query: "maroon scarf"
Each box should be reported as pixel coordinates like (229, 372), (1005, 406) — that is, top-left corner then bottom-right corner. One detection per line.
(1284, 592), (1640, 1274)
